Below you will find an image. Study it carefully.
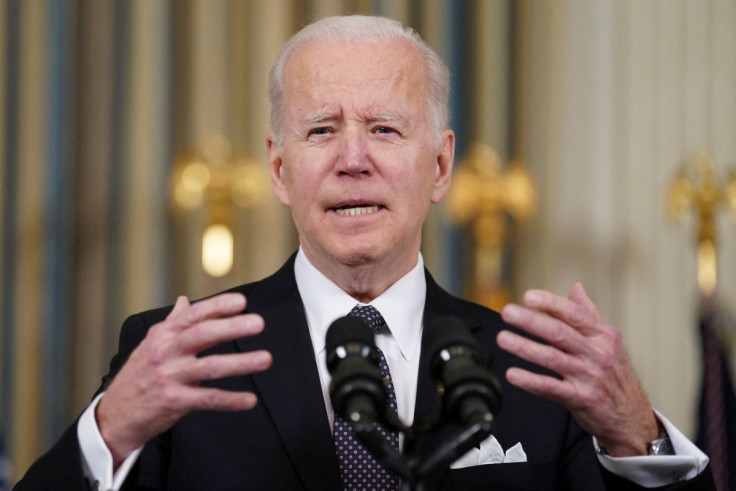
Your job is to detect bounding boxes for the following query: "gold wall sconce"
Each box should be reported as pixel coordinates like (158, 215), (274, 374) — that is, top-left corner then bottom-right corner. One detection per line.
(447, 142), (536, 310)
(667, 151), (736, 296)
(171, 135), (267, 277)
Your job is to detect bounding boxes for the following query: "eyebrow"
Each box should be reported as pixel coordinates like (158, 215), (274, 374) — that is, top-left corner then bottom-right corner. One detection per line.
(302, 111), (407, 126)
(367, 113), (405, 124)
(304, 113), (338, 125)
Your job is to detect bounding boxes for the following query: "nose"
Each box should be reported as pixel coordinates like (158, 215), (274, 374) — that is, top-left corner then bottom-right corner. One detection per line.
(335, 128), (372, 176)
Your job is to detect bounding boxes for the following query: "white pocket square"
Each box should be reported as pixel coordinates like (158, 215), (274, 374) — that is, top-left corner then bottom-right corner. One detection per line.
(450, 435), (527, 469)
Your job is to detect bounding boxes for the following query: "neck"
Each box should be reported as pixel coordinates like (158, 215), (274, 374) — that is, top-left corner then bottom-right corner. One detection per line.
(302, 247), (420, 303)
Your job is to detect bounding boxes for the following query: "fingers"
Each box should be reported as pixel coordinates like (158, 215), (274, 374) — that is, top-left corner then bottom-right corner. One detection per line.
(503, 365), (605, 414)
(152, 293), (260, 356)
(522, 288), (600, 331)
(179, 387), (260, 412)
(501, 303), (587, 354)
(177, 350), (273, 383)
(150, 293), (270, 379)
(497, 330), (583, 375)
(501, 285), (603, 349)
(96, 292), (270, 461)
(499, 284), (618, 372)
(149, 384), (262, 415)
(167, 295), (192, 318)
(503, 367), (571, 405)
(176, 313), (265, 354)
(166, 293), (247, 330)
(498, 284), (657, 456)
(567, 282), (600, 316)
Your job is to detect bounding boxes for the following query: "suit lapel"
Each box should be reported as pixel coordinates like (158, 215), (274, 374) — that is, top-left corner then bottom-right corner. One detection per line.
(229, 260), (502, 490)
(234, 258), (343, 490)
(415, 271), (488, 423)
(413, 271), (499, 489)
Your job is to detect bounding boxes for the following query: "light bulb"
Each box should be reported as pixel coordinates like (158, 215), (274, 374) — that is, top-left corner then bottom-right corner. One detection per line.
(202, 224), (233, 277)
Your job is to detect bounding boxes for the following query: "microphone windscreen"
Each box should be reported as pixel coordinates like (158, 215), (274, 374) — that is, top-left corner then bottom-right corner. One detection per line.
(326, 315), (374, 352)
(425, 316), (480, 359)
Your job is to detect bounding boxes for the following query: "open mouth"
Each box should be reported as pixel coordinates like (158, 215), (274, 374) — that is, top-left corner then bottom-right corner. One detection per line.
(333, 205), (382, 216)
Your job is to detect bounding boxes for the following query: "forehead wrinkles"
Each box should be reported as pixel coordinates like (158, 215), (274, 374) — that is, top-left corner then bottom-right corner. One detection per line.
(296, 72), (417, 113)
(283, 39), (430, 123)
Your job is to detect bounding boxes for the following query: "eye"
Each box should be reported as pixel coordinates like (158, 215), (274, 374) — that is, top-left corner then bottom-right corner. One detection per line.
(374, 126), (397, 135)
(309, 127), (332, 136)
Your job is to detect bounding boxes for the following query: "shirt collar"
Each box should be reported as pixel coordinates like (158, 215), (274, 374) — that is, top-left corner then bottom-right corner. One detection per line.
(294, 248), (426, 363)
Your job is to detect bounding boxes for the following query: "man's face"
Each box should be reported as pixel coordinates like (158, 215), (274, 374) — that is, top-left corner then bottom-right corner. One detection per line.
(268, 38), (454, 278)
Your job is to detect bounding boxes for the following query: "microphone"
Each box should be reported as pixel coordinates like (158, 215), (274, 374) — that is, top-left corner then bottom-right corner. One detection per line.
(326, 316), (412, 481)
(325, 316), (385, 427)
(427, 316), (502, 426)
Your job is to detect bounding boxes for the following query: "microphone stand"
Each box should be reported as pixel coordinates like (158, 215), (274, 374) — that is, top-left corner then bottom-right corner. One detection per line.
(411, 411), (493, 485)
(329, 315), (501, 490)
(352, 408), (495, 491)
(351, 412), (412, 482)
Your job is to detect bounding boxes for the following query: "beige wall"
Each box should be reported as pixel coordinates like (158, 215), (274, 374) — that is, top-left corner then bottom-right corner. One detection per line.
(515, 0), (736, 435)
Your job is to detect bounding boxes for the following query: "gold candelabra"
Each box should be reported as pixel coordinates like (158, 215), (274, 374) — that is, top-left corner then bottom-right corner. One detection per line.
(447, 142), (536, 311)
(171, 135), (267, 277)
(667, 151), (736, 296)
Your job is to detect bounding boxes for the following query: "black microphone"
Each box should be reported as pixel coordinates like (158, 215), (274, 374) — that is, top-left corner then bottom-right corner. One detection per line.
(326, 316), (412, 481)
(427, 316), (502, 425)
(325, 316), (385, 427)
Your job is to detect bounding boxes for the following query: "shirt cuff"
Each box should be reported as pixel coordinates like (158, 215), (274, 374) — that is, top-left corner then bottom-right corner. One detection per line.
(594, 409), (710, 487)
(77, 393), (143, 491)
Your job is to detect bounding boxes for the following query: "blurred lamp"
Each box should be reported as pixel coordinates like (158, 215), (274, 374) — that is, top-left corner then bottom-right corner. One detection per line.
(447, 143), (536, 310)
(667, 151), (736, 295)
(202, 224), (234, 277)
(171, 135), (266, 277)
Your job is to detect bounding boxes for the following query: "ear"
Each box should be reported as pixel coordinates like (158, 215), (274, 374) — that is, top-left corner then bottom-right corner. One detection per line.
(267, 133), (291, 205)
(430, 129), (455, 203)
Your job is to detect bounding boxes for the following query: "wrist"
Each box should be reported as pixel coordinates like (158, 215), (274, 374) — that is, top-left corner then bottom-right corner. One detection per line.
(96, 396), (140, 469)
(597, 410), (660, 457)
(647, 419), (675, 455)
(597, 414), (674, 457)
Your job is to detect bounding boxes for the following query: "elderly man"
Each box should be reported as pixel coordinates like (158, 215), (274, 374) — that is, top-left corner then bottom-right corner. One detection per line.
(18, 15), (712, 490)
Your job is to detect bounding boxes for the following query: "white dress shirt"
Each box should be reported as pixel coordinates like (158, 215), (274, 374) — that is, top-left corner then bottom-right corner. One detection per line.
(294, 247), (426, 433)
(77, 248), (708, 489)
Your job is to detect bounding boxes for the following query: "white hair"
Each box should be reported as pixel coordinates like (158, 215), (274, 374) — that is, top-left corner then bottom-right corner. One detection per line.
(268, 15), (450, 147)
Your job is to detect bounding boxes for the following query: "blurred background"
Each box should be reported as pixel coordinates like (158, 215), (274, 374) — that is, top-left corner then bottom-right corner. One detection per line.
(1, 0), (735, 487)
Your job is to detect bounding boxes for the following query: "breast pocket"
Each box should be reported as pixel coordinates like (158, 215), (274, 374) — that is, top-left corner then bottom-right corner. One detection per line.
(443, 462), (556, 491)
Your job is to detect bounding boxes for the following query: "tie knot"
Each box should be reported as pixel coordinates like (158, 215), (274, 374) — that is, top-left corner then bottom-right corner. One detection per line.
(349, 305), (386, 334)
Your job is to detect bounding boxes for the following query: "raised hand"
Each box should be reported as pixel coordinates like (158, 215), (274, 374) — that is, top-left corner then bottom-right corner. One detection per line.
(497, 283), (659, 457)
(96, 293), (273, 467)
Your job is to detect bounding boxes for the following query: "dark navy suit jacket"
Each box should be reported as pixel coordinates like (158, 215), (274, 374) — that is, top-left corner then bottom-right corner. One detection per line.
(16, 255), (715, 490)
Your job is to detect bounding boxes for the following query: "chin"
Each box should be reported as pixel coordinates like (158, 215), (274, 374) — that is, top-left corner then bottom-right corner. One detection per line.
(328, 242), (383, 267)
(335, 250), (378, 266)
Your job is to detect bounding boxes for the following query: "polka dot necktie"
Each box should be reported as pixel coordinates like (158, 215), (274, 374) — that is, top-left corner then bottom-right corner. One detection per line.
(333, 305), (400, 490)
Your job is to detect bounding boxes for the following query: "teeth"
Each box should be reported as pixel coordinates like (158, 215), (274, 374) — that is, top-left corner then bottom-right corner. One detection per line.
(335, 205), (380, 216)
